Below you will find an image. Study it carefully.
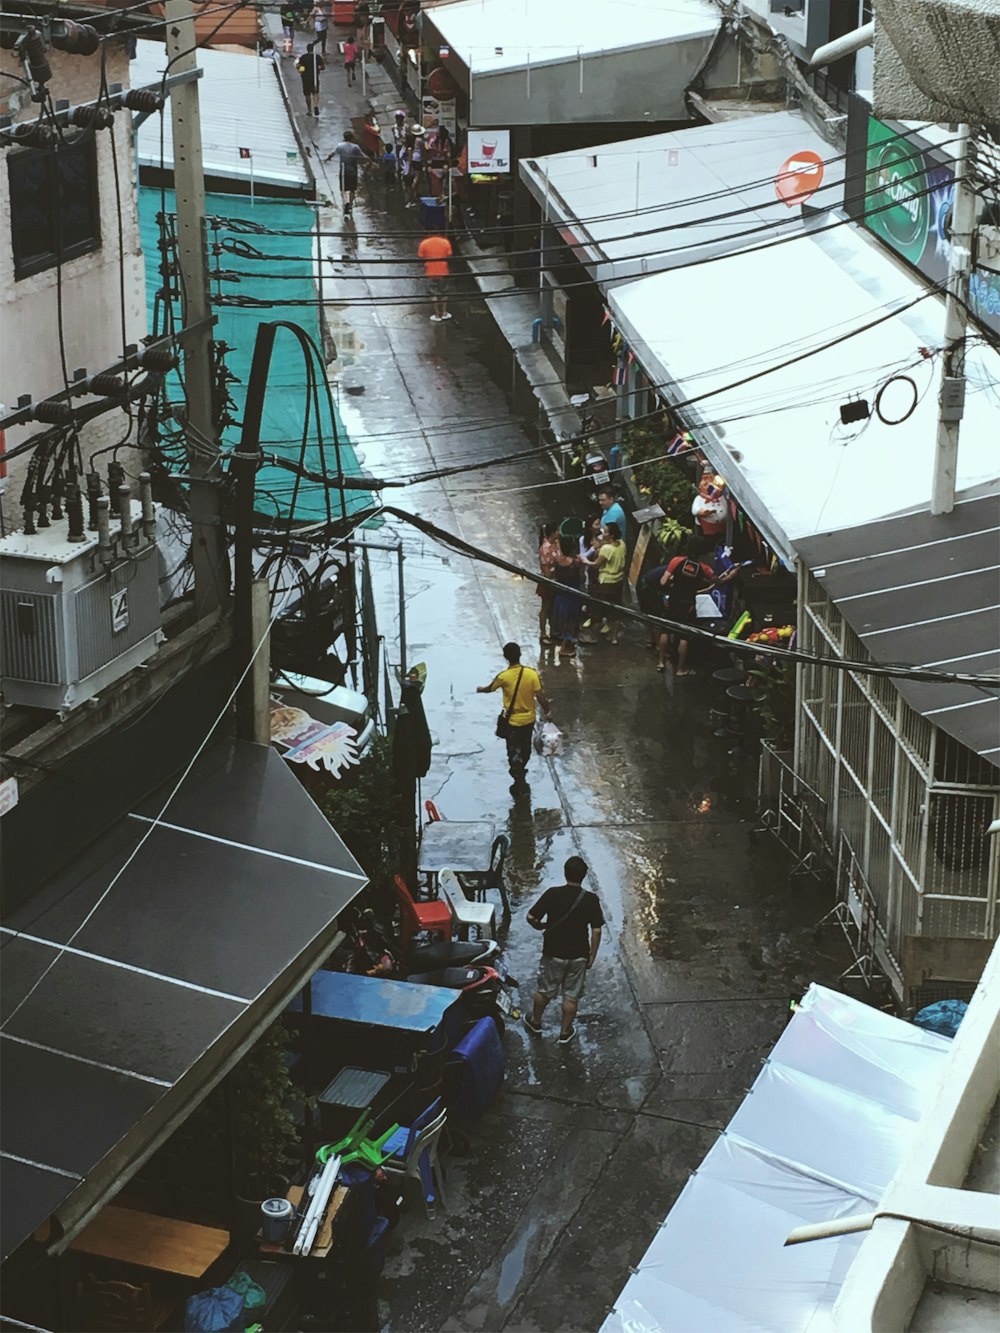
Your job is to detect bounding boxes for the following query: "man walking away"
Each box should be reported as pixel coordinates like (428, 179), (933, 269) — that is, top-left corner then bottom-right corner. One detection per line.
(295, 41), (324, 117)
(417, 230), (453, 322)
(325, 130), (367, 214)
(342, 33), (358, 84)
(525, 856), (603, 1045)
(477, 641), (551, 795)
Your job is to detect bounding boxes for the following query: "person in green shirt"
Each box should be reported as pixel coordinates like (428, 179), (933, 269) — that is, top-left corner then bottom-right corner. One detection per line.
(587, 521), (626, 645)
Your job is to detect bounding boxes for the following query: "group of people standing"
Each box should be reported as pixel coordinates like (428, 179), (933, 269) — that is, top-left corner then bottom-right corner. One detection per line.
(537, 488), (629, 656)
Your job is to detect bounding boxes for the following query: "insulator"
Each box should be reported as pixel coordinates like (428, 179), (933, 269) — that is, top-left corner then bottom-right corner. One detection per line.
(69, 103), (114, 130)
(23, 30), (51, 86)
(34, 399), (75, 425)
(4, 121), (54, 149)
(86, 373), (124, 396)
(51, 20), (100, 56)
(138, 345), (178, 373)
(122, 88), (164, 113)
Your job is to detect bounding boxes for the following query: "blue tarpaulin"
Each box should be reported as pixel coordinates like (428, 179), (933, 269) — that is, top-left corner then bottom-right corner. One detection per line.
(139, 188), (368, 523)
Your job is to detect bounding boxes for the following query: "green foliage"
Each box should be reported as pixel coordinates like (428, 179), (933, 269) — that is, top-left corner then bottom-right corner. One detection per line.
(621, 418), (696, 546)
(319, 733), (407, 890)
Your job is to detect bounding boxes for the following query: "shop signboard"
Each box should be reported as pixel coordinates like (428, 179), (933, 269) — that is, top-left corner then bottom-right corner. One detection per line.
(422, 94), (456, 136)
(467, 128), (510, 174)
(863, 116), (1000, 336)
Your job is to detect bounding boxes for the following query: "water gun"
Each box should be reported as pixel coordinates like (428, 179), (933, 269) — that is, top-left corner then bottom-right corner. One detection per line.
(728, 611), (752, 640)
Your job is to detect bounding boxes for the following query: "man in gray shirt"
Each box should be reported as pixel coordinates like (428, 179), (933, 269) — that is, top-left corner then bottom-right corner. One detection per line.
(325, 131), (367, 214)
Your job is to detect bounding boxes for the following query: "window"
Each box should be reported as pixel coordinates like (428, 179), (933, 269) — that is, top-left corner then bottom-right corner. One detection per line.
(8, 138), (100, 279)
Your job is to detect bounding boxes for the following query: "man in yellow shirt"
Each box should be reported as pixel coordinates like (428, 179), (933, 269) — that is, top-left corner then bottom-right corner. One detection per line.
(477, 642), (552, 795)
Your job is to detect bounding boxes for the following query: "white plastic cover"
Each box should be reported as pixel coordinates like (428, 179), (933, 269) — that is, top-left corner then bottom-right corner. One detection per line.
(602, 984), (951, 1333)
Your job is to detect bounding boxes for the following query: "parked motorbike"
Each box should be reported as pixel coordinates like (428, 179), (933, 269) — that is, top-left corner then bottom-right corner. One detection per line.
(338, 908), (517, 1029)
(339, 907), (500, 977)
(406, 963), (518, 1031)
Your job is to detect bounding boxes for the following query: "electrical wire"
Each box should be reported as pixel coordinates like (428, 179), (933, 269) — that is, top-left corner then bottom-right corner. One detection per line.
(0, 503), (375, 1027)
(371, 505), (1000, 689)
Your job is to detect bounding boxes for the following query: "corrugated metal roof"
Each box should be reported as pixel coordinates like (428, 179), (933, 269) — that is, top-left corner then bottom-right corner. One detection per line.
(430, 0), (719, 73)
(795, 493), (1000, 767)
(132, 41), (309, 192)
(521, 111), (844, 283)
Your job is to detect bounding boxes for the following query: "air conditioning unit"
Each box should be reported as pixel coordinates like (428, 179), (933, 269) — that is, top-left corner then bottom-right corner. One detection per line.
(0, 502), (164, 713)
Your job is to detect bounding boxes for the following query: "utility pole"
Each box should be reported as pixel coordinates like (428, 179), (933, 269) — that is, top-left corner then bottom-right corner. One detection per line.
(165, 0), (229, 613)
(931, 123), (979, 515)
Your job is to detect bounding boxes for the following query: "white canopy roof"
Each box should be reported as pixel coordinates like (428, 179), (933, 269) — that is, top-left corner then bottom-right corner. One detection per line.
(602, 985), (952, 1333)
(132, 42), (309, 192)
(609, 222), (1000, 558)
(522, 111), (845, 283)
(428, 0), (718, 73)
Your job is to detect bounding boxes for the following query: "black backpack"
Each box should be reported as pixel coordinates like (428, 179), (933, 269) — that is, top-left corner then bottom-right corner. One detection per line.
(672, 557), (707, 601)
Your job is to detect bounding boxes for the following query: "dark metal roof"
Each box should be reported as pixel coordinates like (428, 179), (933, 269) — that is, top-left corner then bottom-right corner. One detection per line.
(794, 493), (1000, 768)
(0, 740), (365, 1264)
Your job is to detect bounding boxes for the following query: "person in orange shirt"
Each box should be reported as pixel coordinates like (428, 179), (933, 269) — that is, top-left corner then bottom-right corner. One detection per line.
(416, 232), (453, 322)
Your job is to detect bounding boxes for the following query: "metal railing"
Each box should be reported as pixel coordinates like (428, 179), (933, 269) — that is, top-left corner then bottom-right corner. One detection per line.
(754, 741), (832, 878)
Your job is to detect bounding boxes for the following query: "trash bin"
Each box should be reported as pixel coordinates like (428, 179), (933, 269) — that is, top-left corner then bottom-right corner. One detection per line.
(419, 196), (446, 230)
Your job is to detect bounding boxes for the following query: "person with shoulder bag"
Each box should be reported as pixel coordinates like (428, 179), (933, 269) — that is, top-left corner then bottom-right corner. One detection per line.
(525, 856), (604, 1044)
(476, 641), (551, 796)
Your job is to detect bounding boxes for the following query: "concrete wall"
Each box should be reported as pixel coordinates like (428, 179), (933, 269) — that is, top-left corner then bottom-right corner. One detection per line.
(0, 42), (147, 529)
(467, 36), (717, 127)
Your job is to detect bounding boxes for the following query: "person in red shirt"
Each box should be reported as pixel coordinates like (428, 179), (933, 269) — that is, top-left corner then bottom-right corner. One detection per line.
(657, 547), (737, 675)
(417, 232), (453, 322)
(341, 34), (358, 84)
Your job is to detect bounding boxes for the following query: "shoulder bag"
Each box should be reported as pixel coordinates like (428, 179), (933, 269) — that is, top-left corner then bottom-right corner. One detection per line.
(495, 666), (525, 739)
(544, 888), (586, 932)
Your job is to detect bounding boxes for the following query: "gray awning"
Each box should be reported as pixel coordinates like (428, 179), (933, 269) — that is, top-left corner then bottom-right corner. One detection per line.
(794, 494), (1000, 767)
(0, 740), (366, 1262)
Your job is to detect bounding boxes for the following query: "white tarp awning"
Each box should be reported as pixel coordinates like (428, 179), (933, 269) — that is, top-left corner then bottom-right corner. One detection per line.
(602, 985), (952, 1333)
(608, 223), (1000, 558)
(132, 42), (310, 192)
(521, 111), (846, 283)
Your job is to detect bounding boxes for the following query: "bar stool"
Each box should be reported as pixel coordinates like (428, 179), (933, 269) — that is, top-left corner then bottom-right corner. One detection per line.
(725, 683), (761, 744)
(710, 666), (747, 736)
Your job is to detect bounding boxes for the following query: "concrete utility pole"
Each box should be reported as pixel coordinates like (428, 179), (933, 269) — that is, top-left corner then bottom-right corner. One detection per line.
(165, 0), (229, 613)
(931, 122), (978, 515)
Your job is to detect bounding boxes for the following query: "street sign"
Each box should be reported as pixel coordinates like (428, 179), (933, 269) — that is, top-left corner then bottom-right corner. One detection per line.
(774, 150), (825, 206)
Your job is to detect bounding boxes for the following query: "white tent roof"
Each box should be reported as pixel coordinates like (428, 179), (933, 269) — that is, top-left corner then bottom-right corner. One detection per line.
(609, 222), (1000, 558)
(602, 985), (952, 1333)
(132, 42), (309, 192)
(428, 0), (719, 73)
(521, 111), (845, 282)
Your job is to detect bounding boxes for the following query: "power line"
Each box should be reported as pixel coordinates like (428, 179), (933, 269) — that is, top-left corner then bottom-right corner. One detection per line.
(372, 506), (1000, 689)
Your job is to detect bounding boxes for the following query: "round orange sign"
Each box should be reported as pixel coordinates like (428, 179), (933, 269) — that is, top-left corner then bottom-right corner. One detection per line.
(775, 150), (825, 207)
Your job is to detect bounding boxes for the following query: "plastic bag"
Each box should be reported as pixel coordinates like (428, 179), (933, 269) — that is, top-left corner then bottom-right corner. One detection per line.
(184, 1287), (245, 1332)
(226, 1271), (267, 1311)
(534, 721), (564, 757)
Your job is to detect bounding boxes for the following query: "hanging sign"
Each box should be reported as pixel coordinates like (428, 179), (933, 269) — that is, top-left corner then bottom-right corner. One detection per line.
(270, 705), (361, 778)
(467, 128), (510, 174)
(774, 149), (825, 206)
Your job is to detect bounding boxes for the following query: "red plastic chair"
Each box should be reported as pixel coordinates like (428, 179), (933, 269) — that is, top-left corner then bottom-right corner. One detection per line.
(394, 874), (451, 950)
(424, 800), (444, 823)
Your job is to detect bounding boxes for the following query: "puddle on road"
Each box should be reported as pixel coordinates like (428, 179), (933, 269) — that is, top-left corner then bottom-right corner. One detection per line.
(496, 1218), (537, 1308)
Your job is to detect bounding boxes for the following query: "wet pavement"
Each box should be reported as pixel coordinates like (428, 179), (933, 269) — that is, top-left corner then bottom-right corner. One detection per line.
(270, 39), (854, 1332)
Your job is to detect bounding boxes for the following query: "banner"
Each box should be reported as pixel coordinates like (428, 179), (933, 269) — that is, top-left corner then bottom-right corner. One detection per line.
(467, 128), (510, 174)
(864, 116), (1000, 336)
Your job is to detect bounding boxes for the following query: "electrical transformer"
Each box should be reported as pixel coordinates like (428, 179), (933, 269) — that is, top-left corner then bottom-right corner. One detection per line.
(0, 499), (163, 713)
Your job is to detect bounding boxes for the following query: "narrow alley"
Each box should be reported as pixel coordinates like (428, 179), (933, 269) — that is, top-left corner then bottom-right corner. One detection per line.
(270, 39), (853, 1332)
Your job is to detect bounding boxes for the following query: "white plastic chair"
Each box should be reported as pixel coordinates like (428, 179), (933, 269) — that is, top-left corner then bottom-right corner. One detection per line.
(381, 1104), (449, 1218)
(439, 868), (496, 940)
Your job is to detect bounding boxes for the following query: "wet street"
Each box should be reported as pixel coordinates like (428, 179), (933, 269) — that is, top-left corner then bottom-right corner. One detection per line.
(279, 51), (853, 1332)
